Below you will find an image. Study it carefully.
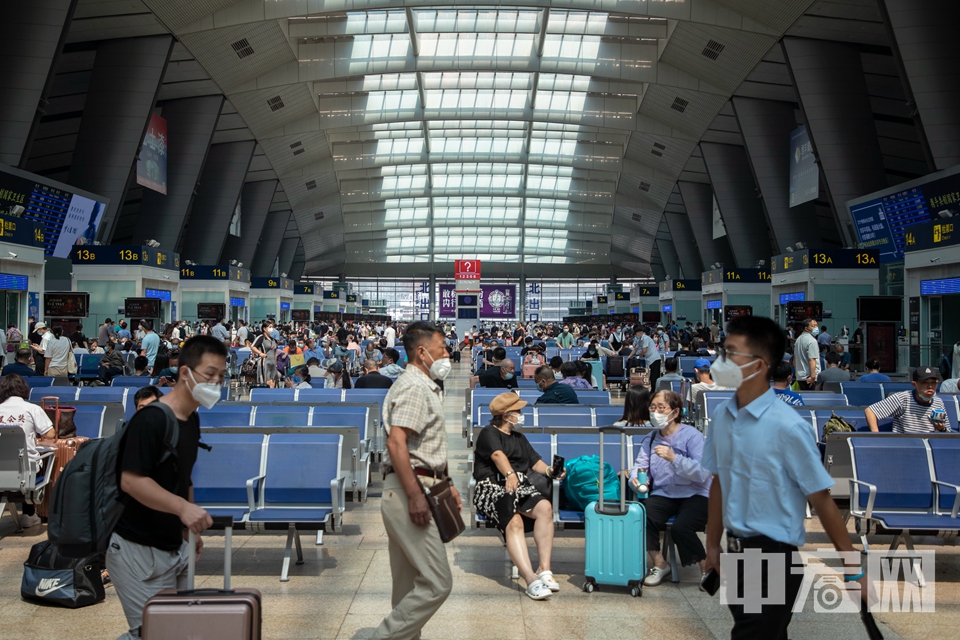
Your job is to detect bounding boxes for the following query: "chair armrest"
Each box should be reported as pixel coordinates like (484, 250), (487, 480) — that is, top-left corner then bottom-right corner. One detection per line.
(31, 450), (59, 492)
(552, 479), (561, 525)
(331, 475), (347, 530)
(932, 480), (960, 518)
(245, 474), (266, 512)
(849, 479), (878, 519)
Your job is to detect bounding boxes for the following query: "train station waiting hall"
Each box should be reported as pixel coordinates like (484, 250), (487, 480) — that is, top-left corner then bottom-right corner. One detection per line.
(1, 0), (960, 638)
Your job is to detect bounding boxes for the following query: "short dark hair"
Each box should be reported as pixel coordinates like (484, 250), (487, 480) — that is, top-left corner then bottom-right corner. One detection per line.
(534, 365), (555, 384)
(865, 359), (880, 371)
(802, 318), (817, 330)
(825, 352), (841, 366)
(134, 355), (149, 371)
(549, 355), (563, 369)
(492, 346), (506, 361)
(725, 315), (786, 370)
(560, 361), (578, 378)
(400, 321), (443, 354)
(52, 326), (63, 338)
(664, 356), (679, 373)
(134, 386), (162, 405)
(383, 348), (401, 364)
(15, 348), (31, 362)
(0, 374), (29, 404)
(179, 335), (229, 371)
(773, 361), (794, 382)
(141, 319), (153, 331)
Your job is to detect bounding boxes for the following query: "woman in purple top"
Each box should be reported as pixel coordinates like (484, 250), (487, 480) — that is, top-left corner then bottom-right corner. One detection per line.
(628, 390), (712, 587)
(557, 361), (592, 389)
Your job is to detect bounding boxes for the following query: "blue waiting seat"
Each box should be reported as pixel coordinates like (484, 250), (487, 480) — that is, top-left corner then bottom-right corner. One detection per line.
(941, 395), (960, 432)
(553, 433), (622, 528)
(536, 406), (593, 427)
(253, 405), (311, 427)
(882, 383), (914, 395)
(24, 377), (55, 389)
(813, 410), (888, 440)
(76, 354), (103, 383)
(576, 390), (612, 405)
(345, 389), (389, 454)
(247, 434), (347, 581)
(516, 390), (543, 405)
(929, 438), (960, 517)
(516, 379), (539, 389)
(595, 406), (623, 426)
(798, 394), (849, 407)
(77, 386), (128, 406)
(699, 392), (735, 433)
(839, 382), (884, 408)
(310, 406), (370, 448)
(193, 433), (266, 523)
(849, 437), (958, 557)
(29, 388), (77, 403)
(297, 388), (343, 402)
(111, 376), (154, 388)
(251, 388), (296, 402)
(199, 405), (253, 427)
(73, 406), (106, 439)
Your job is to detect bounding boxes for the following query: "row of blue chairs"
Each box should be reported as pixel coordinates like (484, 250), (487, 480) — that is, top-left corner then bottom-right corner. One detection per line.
(849, 436), (960, 570)
(467, 404), (626, 447)
(192, 432), (346, 581)
(462, 389), (612, 445)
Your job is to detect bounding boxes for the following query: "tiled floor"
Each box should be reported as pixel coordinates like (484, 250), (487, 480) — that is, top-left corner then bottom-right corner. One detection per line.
(0, 360), (956, 638)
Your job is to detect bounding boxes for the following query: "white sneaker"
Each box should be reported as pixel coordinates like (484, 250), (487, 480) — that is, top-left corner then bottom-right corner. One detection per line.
(643, 566), (671, 586)
(538, 571), (560, 592)
(19, 513), (40, 528)
(525, 579), (553, 600)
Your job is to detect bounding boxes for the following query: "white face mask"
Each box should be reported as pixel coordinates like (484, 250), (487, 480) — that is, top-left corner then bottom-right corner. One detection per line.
(510, 413), (525, 428)
(710, 355), (762, 389)
(422, 348), (451, 381)
(187, 369), (222, 409)
(649, 410), (673, 429)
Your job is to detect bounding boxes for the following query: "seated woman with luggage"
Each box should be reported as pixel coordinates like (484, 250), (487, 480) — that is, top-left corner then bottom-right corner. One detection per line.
(524, 345), (546, 366)
(473, 393), (565, 601)
(628, 390), (711, 586)
(557, 361), (591, 389)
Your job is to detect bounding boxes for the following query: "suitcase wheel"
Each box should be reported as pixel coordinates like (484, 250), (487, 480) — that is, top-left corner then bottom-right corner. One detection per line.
(630, 585), (642, 598)
(582, 579), (595, 593)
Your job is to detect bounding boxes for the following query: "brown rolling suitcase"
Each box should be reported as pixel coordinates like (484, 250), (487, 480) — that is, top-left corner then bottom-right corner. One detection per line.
(36, 436), (89, 518)
(142, 521), (262, 640)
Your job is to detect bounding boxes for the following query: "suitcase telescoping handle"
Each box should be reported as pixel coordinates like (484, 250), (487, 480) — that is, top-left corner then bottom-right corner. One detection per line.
(597, 426), (628, 515)
(187, 515), (235, 591)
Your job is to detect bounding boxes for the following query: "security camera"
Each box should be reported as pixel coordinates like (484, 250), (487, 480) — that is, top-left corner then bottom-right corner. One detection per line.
(786, 247), (794, 253)
(7, 252), (16, 259)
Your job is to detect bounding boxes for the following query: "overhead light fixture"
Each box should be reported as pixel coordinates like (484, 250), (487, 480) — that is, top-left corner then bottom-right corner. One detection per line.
(237, 262), (243, 268)
(795, 242), (805, 250)
(146, 239), (161, 248)
(786, 247), (794, 253)
(938, 210), (954, 218)
(280, 272), (288, 278)
(230, 259), (238, 265)
(756, 260), (766, 267)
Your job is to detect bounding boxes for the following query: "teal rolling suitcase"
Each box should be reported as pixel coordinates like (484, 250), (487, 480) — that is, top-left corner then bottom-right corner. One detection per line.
(583, 426), (646, 597)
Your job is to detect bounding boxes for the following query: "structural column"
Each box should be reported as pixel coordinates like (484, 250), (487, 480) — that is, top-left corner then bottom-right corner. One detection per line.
(428, 273), (436, 321)
(277, 237), (299, 277)
(251, 210), (291, 277)
(0, 0), (75, 166)
(731, 96), (820, 251)
(663, 209), (703, 277)
(220, 179), (277, 266)
(880, 0), (960, 171)
(677, 181), (736, 269)
(782, 37), (888, 246)
(67, 35), (174, 241)
(131, 96), (223, 248)
(180, 140), (256, 263)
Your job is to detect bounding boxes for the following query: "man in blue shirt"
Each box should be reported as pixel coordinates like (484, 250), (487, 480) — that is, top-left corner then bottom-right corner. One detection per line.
(702, 315), (869, 637)
(857, 359), (890, 383)
(116, 321), (132, 342)
(771, 361), (804, 407)
(139, 319), (161, 371)
(1, 348), (37, 377)
(533, 367), (578, 404)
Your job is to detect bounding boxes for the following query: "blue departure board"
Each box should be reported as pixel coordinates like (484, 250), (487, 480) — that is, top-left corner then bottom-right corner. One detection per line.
(921, 277), (960, 296)
(229, 297), (245, 307)
(779, 292), (806, 304)
(662, 304), (673, 313)
(705, 300), (722, 309)
(0, 272), (28, 291)
(144, 288), (171, 301)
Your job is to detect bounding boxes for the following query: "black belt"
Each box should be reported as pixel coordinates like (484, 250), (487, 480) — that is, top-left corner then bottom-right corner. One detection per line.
(726, 531), (797, 553)
(384, 465), (447, 479)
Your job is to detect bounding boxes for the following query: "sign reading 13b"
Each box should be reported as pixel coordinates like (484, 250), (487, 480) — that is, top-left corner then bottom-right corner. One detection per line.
(455, 259), (481, 280)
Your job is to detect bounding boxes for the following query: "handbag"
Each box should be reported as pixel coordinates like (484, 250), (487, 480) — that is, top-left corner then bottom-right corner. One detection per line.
(21, 540), (105, 608)
(67, 353), (77, 374)
(42, 397), (77, 438)
(417, 476), (465, 543)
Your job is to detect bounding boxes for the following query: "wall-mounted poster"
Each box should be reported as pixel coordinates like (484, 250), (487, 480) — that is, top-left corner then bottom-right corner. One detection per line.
(137, 113), (168, 195)
(439, 284), (456, 317)
(479, 284), (516, 318)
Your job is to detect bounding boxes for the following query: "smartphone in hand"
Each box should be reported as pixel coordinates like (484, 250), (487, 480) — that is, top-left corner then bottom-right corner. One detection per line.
(551, 455), (565, 477)
(700, 568), (720, 596)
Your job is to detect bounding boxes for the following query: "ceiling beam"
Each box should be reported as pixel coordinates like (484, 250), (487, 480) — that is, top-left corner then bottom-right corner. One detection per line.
(404, 7), (420, 57)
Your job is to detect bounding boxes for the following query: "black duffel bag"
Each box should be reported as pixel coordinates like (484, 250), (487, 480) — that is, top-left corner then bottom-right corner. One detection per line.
(21, 541), (105, 608)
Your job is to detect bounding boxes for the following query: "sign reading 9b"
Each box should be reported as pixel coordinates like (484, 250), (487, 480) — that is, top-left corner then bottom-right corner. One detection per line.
(455, 259), (481, 280)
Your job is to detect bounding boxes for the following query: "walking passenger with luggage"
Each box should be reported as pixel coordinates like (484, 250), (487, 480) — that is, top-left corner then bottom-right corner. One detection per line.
(628, 390), (710, 586)
(701, 316), (872, 639)
(375, 322), (461, 640)
(106, 336), (228, 640)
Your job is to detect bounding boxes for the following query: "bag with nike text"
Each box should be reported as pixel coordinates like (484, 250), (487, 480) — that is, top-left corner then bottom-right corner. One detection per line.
(21, 540), (104, 608)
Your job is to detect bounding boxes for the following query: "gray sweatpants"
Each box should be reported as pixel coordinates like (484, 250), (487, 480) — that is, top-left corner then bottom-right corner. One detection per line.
(105, 532), (189, 640)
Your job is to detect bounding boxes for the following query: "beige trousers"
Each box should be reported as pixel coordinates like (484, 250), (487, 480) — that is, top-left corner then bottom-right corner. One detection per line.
(372, 473), (453, 640)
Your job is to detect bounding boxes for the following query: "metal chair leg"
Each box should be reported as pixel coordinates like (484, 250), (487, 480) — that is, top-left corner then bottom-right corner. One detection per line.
(901, 533), (926, 588)
(281, 525), (295, 582)
(3, 499), (22, 532)
(316, 531), (324, 545)
(295, 527), (304, 565)
(664, 528), (680, 583)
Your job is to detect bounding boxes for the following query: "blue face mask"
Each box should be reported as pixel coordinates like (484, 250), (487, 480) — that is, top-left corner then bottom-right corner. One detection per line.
(504, 372), (515, 380)
(292, 375), (302, 384)
(811, 328), (820, 336)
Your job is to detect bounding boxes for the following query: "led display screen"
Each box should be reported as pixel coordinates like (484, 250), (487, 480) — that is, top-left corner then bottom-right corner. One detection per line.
(779, 292), (806, 304)
(125, 298), (160, 319)
(196, 303), (225, 320)
(44, 292), (89, 318)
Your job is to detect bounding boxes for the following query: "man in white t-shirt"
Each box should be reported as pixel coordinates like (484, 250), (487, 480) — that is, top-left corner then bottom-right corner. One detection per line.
(688, 358), (729, 405)
(384, 324), (396, 348)
(44, 326), (73, 377)
(0, 377), (56, 527)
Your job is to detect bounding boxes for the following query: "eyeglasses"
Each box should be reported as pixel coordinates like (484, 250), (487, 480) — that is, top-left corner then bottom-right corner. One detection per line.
(649, 404), (672, 412)
(717, 346), (761, 360)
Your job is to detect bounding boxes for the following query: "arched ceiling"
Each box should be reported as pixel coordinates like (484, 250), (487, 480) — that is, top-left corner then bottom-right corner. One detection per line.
(140, 0), (819, 278)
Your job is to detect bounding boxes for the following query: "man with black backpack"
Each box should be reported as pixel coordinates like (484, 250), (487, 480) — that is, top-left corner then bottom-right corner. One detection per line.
(106, 336), (227, 639)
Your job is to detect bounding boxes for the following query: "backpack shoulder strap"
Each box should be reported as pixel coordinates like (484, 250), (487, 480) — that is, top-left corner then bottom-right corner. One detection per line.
(146, 402), (180, 464)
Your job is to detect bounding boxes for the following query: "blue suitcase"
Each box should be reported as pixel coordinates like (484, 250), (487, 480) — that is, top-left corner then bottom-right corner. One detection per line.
(583, 426), (646, 597)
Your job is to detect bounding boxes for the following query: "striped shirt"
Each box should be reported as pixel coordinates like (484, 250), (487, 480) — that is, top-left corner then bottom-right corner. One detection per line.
(381, 365), (448, 472)
(867, 391), (950, 434)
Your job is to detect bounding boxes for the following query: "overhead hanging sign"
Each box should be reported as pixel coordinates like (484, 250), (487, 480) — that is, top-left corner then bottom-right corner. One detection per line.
(137, 113), (168, 195)
(789, 125), (819, 207)
(455, 259), (481, 280)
